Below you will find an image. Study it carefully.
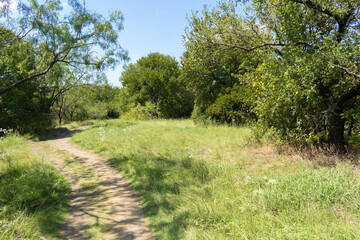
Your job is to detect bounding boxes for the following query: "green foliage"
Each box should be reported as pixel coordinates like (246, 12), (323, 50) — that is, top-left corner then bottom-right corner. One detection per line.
(0, 27), (53, 134)
(181, 2), (262, 125)
(246, 0), (360, 150)
(0, 0), (128, 133)
(121, 102), (159, 120)
(184, 0), (360, 151)
(120, 53), (194, 119)
(0, 135), (70, 238)
(206, 86), (256, 125)
(52, 83), (123, 124)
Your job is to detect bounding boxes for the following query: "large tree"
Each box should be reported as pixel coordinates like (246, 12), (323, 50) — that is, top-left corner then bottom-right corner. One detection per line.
(0, 0), (127, 132)
(250, 0), (360, 151)
(193, 0), (360, 151)
(0, 0), (128, 96)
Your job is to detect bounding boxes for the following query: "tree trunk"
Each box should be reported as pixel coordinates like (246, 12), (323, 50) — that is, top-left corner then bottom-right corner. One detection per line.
(326, 105), (346, 153)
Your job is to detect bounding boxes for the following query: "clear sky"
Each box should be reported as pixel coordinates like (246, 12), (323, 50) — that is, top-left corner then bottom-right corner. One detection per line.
(83, 0), (223, 87)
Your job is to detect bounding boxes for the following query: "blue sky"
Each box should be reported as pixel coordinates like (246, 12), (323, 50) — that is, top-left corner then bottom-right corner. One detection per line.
(83, 0), (224, 87)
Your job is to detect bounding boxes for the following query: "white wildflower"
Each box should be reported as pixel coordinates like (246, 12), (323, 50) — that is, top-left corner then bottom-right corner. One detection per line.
(122, 127), (131, 132)
(266, 179), (276, 185)
(98, 127), (106, 141)
(253, 189), (264, 195)
(244, 176), (252, 185)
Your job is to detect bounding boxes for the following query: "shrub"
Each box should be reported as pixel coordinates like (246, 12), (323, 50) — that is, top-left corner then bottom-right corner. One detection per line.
(121, 102), (159, 120)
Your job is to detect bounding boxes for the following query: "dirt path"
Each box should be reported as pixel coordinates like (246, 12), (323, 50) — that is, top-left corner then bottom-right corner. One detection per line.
(29, 129), (155, 240)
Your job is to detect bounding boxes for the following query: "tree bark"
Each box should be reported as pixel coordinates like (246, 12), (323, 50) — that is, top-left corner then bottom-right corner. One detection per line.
(325, 104), (346, 153)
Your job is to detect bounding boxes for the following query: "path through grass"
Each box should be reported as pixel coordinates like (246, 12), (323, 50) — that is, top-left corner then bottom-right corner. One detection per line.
(72, 119), (360, 239)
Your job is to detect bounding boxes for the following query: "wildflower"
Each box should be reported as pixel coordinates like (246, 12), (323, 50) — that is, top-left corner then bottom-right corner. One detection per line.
(266, 179), (276, 185)
(98, 127), (106, 141)
(244, 176), (251, 185)
(122, 127), (131, 132)
(188, 153), (194, 159)
(253, 189), (264, 195)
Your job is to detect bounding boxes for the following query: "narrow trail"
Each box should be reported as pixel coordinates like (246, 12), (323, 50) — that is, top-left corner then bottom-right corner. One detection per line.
(29, 129), (155, 240)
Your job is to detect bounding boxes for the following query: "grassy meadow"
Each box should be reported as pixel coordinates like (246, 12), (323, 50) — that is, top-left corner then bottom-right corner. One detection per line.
(0, 135), (70, 239)
(71, 119), (360, 239)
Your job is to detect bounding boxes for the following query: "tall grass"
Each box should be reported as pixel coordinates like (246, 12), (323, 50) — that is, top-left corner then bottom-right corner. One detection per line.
(0, 135), (70, 239)
(72, 119), (360, 239)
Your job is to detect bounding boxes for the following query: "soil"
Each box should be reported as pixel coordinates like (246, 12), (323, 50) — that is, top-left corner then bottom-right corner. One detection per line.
(29, 129), (156, 240)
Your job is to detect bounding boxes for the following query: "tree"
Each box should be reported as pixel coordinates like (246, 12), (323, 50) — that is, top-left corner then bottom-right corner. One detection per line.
(0, 0), (128, 96)
(195, 0), (359, 151)
(120, 53), (194, 118)
(249, 0), (360, 151)
(0, 0), (127, 133)
(181, 2), (263, 124)
(52, 83), (122, 124)
(0, 26), (52, 133)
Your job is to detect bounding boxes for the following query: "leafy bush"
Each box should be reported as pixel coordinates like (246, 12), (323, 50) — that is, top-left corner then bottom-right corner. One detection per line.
(206, 90), (255, 125)
(121, 102), (159, 120)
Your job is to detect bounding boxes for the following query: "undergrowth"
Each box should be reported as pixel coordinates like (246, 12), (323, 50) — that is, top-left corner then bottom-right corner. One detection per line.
(72, 119), (360, 239)
(0, 135), (70, 239)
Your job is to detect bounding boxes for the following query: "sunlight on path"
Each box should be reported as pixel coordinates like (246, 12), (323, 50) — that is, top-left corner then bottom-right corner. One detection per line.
(30, 130), (155, 240)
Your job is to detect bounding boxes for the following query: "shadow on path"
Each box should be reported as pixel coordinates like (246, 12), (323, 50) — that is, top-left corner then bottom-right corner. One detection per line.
(30, 127), (156, 240)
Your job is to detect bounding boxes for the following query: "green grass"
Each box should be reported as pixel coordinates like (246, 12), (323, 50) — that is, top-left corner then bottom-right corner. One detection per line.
(0, 135), (71, 239)
(72, 119), (360, 239)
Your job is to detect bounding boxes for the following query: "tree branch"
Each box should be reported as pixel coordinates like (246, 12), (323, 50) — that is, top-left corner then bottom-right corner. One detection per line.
(292, 0), (339, 20)
(0, 57), (58, 96)
(328, 62), (360, 79)
(292, 0), (356, 42)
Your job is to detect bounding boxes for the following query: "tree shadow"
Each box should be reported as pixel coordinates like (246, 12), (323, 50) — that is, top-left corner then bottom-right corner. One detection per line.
(107, 153), (212, 239)
(38, 128), (85, 141)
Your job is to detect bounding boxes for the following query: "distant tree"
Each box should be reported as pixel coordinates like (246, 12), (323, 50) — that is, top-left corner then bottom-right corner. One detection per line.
(52, 83), (123, 124)
(120, 53), (194, 118)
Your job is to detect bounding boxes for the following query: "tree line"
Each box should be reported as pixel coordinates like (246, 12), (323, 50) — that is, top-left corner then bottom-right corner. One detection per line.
(1, 0), (359, 152)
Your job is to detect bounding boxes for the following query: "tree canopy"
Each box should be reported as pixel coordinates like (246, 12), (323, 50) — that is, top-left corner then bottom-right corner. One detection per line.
(0, 0), (128, 132)
(181, 0), (360, 151)
(120, 53), (194, 119)
(0, 0), (128, 95)
(181, 1), (263, 124)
